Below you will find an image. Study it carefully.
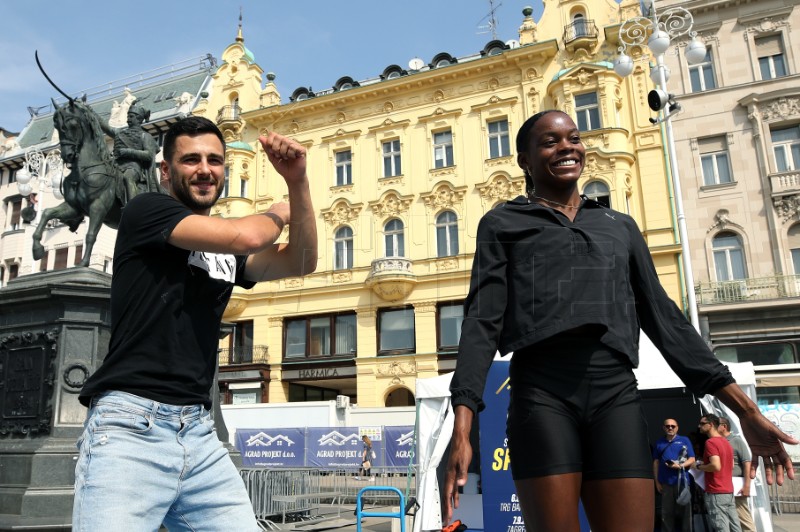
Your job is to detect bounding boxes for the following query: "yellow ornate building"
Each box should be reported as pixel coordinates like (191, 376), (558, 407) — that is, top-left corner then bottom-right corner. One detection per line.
(203, 1), (686, 407)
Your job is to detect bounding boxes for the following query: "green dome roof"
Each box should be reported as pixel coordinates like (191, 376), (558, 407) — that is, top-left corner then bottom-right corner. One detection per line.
(227, 140), (254, 152)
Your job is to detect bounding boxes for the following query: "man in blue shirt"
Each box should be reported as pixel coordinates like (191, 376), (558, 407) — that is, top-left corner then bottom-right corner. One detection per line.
(653, 418), (696, 532)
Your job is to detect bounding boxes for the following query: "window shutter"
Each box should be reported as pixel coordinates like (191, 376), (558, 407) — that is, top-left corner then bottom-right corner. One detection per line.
(698, 136), (727, 154)
(755, 35), (783, 56)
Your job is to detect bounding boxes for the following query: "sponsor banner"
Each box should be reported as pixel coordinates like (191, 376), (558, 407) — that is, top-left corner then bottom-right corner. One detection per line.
(478, 360), (589, 531)
(307, 427), (364, 469)
(384, 425), (415, 468)
(235, 428), (305, 468)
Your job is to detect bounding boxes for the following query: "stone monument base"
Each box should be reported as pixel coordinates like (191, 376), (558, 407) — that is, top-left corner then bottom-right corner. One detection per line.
(0, 268), (112, 530)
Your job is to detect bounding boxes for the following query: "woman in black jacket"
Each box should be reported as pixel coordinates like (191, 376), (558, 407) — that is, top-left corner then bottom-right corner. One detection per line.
(443, 110), (797, 531)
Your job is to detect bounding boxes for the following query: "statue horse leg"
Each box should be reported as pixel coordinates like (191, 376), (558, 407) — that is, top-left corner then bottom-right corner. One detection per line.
(31, 202), (83, 261)
(78, 188), (118, 268)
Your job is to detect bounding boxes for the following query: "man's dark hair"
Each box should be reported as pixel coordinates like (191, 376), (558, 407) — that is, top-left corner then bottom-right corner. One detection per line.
(162, 116), (225, 162)
(704, 414), (721, 428)
(718, 417), (730, 428)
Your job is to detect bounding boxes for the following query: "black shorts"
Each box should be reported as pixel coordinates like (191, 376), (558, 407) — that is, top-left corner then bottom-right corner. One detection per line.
(506, 333), (653, 481)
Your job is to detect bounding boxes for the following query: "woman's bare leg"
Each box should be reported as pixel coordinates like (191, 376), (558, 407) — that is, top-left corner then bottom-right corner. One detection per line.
(581, 478), (654, 532)
(515, 473), (582, 532)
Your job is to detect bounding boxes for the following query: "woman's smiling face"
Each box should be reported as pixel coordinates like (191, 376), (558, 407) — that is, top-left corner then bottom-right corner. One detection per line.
(518, 111), (585, 192)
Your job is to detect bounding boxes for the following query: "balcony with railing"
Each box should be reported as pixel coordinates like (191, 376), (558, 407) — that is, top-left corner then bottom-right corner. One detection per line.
(696, 275), (800, 305)
(770, 169), (800, 202)
(219, 345), (268, 366)
(563, 19), (599, 53)
(216, 104), (242, 125)
(365, 257), (417, 302)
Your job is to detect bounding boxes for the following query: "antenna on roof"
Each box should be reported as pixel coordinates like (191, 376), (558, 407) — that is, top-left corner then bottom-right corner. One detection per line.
(477, 0), (502, 40)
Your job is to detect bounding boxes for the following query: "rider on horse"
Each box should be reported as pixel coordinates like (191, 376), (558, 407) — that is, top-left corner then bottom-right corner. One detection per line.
(95, 100), (161, 202)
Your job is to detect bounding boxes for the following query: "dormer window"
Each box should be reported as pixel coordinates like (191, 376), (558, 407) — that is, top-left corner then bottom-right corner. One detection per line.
(430, 53), (457, 69)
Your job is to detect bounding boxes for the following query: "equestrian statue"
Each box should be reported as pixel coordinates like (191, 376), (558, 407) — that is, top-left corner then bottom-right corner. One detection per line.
(31, 52), (164, 267)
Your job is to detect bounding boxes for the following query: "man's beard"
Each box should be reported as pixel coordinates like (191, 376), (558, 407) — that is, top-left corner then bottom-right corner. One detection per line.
(168, 169), (222, 212)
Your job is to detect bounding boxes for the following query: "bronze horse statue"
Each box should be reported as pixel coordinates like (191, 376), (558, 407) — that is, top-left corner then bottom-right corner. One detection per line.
(31, 99), (127, 267)
(32, 52), (162, 268)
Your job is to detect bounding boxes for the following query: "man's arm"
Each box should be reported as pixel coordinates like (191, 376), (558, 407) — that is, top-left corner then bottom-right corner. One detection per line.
(653, 460), (662, 493)
(167, 208), (287, 256)
(741, 460), (752, 496)
(696, 455), (721, 472)
(244, 133), (318, 282)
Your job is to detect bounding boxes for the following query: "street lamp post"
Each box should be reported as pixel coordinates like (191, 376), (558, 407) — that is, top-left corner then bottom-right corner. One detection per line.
(613, 0), (707, 331)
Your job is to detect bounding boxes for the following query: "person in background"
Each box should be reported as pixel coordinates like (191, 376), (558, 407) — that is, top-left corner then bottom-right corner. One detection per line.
(694, 414), (741, 532)
(73, 116), (317, 530)
(442, 110), (798, 532)
(355, 435), (375, 481)
(653, 418), (696, 531)
(719, 417), (756, 532)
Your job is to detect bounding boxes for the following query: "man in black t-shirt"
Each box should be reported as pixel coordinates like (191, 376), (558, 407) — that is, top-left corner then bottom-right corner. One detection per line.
(73, 116), (317, 531)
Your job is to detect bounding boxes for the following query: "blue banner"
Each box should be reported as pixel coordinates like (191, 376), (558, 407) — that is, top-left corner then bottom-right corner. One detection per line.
(307, 427), (364, 469)
(478, 359), (589, 531)
(384, 425), (415, 468)
(479, 360), (524, 530)
(235, 428), (305, 468)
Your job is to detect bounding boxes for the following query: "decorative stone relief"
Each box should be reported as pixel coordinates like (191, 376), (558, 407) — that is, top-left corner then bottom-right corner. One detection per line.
(707, 209), (734, 233)
(744, 17), (788, 35)
(268, 317), (283, 328)
(332, 271), (352, 283)
(321, 199), (363, 226)
(284, 278), (304, 289)
(774, 194), (800, 223)
(368, 191), (414, 217)
(383, 102), (394, 113)
(435, 258), (458, 271)
(583, 155), (610, 174)
(477, 174), (525, 204)
(376, 361), (417, 385)
(420, 183), (467, 211)
(760, 97), (800, 122)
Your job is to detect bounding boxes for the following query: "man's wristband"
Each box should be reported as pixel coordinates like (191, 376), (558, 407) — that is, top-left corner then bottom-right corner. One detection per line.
(264, 212), (286, 232)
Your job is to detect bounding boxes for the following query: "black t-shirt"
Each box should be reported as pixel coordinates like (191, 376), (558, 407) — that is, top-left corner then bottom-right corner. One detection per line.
(80, 193), (255, 408)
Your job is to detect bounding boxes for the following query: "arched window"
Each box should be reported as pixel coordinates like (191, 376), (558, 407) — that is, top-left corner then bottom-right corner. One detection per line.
(436, 211), (459, 257)
(583, 181), (610, 208)
(334, 226), (353, 270)
(712, 232), (746, 281)
(384, 219), (405, 257)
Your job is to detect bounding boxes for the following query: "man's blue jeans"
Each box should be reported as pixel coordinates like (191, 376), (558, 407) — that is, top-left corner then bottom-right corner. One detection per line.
(72, 391), (258, 531)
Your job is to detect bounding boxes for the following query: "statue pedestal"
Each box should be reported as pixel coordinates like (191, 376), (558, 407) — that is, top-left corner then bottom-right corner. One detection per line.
(0, 268), (112, 530)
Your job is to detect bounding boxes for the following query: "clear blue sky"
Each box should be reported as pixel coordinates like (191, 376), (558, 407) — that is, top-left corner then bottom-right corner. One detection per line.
(1, 0), (546, 133)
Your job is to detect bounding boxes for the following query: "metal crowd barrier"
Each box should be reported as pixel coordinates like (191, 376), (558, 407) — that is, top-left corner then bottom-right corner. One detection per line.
(241, 468), (324, 521)
(241, 467), (418, 518)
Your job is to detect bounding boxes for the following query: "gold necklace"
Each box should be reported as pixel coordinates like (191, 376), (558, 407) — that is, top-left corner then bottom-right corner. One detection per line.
(529, 194), (581, 210)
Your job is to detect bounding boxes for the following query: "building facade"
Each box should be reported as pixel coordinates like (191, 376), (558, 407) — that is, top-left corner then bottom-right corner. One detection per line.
(659, 0), (800, 457)
(212, 0), (691, 407)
